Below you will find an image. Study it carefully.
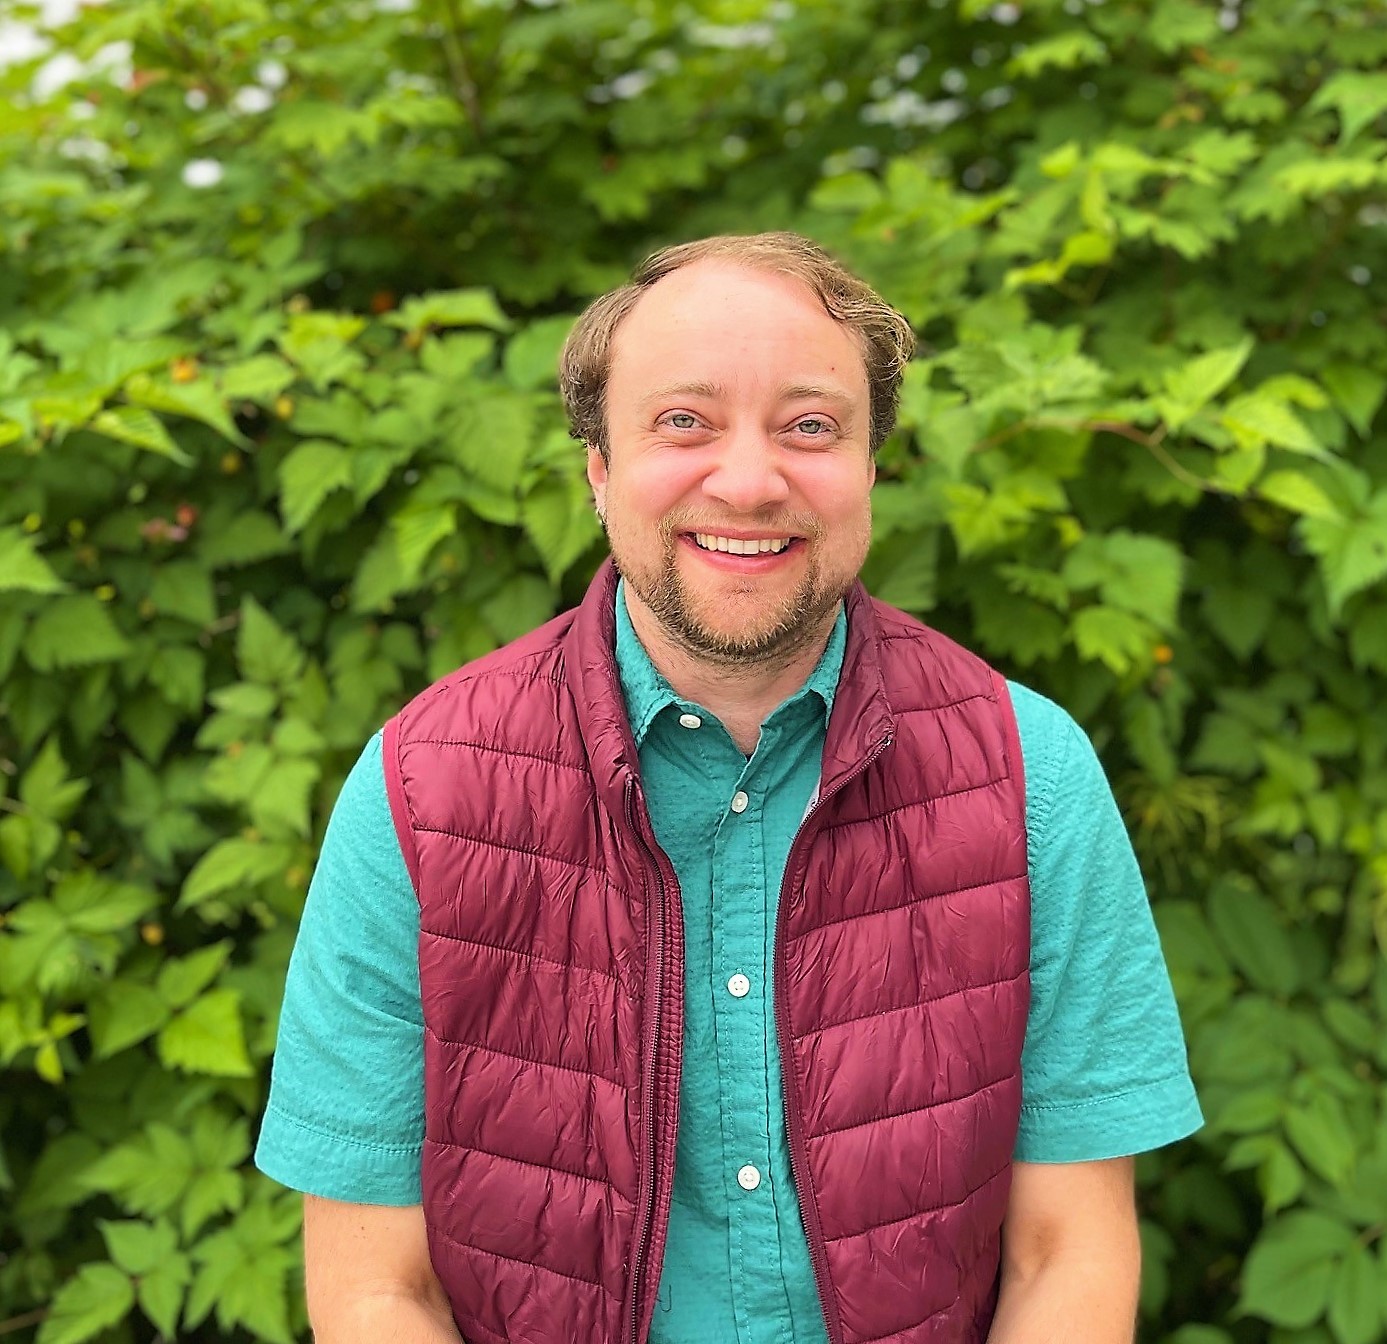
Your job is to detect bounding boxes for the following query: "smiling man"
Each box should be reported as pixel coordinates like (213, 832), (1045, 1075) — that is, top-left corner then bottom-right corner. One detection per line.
(255, 233), (1201, 1344)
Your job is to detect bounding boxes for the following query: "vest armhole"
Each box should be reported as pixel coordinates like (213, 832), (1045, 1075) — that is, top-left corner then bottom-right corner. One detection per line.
(990, 671), (1025, 807)
(381, 714), (423, 898)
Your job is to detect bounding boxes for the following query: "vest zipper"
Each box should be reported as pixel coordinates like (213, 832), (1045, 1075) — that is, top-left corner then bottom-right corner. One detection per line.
(774, 729), (894, 1344)
(625, 774), (666, 1344)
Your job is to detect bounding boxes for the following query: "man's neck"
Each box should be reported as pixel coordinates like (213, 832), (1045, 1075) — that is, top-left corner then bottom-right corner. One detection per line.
(623, 589), (837, 756)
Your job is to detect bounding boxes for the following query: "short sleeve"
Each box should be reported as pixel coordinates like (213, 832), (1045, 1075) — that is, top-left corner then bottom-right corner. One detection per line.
(1009, 683), (1203, 1163)
(254, 731), (425, 1204)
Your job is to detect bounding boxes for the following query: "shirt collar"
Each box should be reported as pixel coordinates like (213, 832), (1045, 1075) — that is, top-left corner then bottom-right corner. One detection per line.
(614, 578), (847, 748)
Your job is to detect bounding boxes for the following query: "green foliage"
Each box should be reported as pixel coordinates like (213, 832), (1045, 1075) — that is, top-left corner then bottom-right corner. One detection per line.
(1, 0), (1386, 1340)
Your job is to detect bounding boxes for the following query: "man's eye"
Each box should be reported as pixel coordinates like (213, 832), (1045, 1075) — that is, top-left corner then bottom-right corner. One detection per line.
(666, 413), (698, 430)
(796, 418), (830, 435)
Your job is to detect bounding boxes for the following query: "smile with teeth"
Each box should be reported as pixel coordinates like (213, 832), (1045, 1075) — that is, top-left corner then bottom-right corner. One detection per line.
(692, 534), (794, 555)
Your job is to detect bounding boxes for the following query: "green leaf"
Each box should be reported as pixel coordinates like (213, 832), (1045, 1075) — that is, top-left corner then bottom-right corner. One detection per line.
(19, 738), (88, 818)
(123, 372), (248, 446)
(1301, 492), (1387, 615)
(1284, 1092), (1358, 1188)
(186, 1201), (298, 1344)
(1208, 879), (1301, 994)
(36, 1263), (135, 1344)
(1239, 1212), (1354, 1327)
(278, 438), (353, 533)
(391, 502), (458, 583)
(1157, 339), (1253, 432)
(1258, 470), (1341, 521)
(504, 315), (575, 391)
(522, 476), (601, 583)
(99, 1218), (179, 1276)
(147, 560), (217, 626)
(237, 597), (306, 685)
(218, 354), (296, 401)
(1062, 530), (1185, 629)
(157, 989), (253, 1077)
(1327, 1242), (1381, 1344)
(54, 871), (156, 933)
(88, 405), (191, 464)
(25, 595), (131, 670)
(1223, 393), (1326, 456)
(447, 388), (535, 493)
(197, 510), (294, 567)
(1007, 31), (1108, 78)
(247, 756), (320, 839)
(137, 1254), (191, 1339)
(88, 981), (172, 1057)
(1308, 70), (1387, 145)
(1321, 364), (1386, 439)
(1071, 605), (1155, 675)
(388, 287), (511, 334)
(157, 941), (233, 1009)
(179, 836), (292, 908)
(0, 526), (67, 594)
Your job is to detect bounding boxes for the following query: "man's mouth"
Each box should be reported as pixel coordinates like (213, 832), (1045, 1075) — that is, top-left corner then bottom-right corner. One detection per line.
(690, 533), (796, 555)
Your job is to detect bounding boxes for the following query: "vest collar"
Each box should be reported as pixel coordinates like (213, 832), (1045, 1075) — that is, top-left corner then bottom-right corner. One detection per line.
(564, 560), (897, 808)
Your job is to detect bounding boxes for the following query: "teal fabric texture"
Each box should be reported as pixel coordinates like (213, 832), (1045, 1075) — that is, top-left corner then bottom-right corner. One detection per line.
(256, 588), (1202, 1341)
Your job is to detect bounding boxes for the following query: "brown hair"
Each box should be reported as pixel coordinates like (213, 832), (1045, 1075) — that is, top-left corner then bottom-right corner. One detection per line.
(558, 231), (916, 458)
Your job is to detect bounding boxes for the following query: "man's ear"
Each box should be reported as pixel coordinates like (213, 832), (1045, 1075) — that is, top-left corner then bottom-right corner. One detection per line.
(586, 444), (609, 519)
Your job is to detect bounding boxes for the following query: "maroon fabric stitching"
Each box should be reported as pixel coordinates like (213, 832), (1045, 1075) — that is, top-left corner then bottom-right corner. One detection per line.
(424, 1025), (632, 1092)
(788, 869), (1030, 942)
(423, 1136), (627, 1195)
(405, 738), (590, 774)
(799, 970), (1028, 1043)
(809, 1073), (1017, 1142)
(429, 1224), (617, 1298)
(419, 927), (624, 986)
(824, 1159), (1011, 1244)
(413, 827), (608, 879)
(813, 773), (1012, 832)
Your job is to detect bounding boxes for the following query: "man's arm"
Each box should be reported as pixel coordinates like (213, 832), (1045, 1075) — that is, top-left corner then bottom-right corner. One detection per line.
(303, 1196), (463, 1343)
(986, 1158), (1141, 1344)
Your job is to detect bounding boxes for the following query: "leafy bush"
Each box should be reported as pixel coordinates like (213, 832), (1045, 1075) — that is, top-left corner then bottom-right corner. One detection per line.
(1, 0), (1385, 1340)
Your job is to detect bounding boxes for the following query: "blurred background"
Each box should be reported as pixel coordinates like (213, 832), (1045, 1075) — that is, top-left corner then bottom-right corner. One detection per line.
(1, 0), (1386, 1339)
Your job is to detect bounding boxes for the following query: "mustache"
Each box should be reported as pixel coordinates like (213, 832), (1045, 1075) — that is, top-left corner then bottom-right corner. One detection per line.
(657, 512), (824, 542)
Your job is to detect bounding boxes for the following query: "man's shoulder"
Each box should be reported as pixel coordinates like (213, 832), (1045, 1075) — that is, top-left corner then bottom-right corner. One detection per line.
(864, 594), (1005, 706)
(396, 604), (579, 737)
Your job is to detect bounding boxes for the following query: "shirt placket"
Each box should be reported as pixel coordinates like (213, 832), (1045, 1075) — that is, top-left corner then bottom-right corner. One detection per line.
(711, 724), (799, 1344)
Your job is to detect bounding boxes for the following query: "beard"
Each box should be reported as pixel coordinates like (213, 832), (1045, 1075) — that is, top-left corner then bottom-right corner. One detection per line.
(603, 508), (862, 670)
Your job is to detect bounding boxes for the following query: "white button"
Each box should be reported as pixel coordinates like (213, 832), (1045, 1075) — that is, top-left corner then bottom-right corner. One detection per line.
(737, 1164), (761, 1191)
(727, 973), (750, 998)
(678, 713), (702, 729)
(730, 791), (749, 814)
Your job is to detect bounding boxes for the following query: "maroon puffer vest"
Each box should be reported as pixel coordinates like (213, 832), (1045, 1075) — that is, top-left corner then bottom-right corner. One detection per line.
(382, 561), (1030, 1344)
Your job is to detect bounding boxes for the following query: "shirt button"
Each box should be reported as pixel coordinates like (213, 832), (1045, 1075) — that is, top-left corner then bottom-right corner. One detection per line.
(678, 713), (702, 729)
(730, 791), (749, 814)
(727, 973), (750, 998)
(737, 1164), (761, 1191)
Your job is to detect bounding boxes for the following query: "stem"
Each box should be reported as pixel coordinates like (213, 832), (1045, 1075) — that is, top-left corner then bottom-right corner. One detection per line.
(0, 1308), (48, 1336)
(439, 0), (486, 141)
(968, 416), (1229, 496)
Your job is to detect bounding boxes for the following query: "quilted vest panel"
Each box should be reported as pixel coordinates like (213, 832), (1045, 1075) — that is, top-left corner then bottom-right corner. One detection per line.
(384, 562), (1030, 1344)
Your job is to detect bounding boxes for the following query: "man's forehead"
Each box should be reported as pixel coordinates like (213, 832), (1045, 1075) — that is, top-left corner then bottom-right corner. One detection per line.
(609, 260), (869, 392)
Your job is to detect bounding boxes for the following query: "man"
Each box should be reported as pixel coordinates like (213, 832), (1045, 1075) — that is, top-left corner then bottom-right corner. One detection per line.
(256, 232), (1201, 1344)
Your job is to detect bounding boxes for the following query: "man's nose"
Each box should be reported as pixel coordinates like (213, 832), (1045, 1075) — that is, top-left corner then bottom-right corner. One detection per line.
(701, 427), (791, 513)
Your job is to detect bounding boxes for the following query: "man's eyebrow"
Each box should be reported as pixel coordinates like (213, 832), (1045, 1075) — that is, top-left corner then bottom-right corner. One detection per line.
(638, 381), (858, 408)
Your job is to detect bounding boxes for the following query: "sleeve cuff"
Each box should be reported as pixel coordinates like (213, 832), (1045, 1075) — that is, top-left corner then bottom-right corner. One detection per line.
(254, 1104), (423, 1206)
(1014, 1072), (1204, 1163)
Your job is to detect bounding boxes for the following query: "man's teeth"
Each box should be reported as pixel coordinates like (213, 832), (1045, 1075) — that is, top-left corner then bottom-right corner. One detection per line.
(693, 534), (792, 555)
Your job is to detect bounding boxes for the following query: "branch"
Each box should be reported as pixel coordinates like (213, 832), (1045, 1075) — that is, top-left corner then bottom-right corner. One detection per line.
(0, 1309), (49, 1337)
(439, 0), (486, 141)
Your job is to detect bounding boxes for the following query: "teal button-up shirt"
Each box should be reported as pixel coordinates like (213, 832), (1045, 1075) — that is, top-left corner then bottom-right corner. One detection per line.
(615, 582), (843, 1344)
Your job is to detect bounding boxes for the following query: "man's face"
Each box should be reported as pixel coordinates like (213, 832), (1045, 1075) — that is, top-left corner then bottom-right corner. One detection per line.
(589, 260), (875, 667)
